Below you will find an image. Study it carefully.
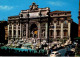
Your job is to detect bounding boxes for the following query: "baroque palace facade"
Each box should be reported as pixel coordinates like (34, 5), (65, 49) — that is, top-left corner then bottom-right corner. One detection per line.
(8, 3), (72, 44)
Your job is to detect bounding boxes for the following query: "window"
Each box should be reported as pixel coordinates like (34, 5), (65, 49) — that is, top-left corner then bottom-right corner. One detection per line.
(18, 30), (20, 35)
(9, 30), (12, 35)
(64, 30), (67, 36)
(21, 14), (23, 17)
(14, 24), (16, 26)
(57, 30), (60, 36)
(14, 30), (16, 35)
(50, 30), (53, 36)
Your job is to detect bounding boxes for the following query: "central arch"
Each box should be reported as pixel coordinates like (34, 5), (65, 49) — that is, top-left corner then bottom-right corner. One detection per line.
(30, 23), (38, 38)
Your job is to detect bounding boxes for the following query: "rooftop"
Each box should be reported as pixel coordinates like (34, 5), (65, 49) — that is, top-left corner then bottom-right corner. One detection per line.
(8, 15), (19, 18)
(50, 10), (71, 14)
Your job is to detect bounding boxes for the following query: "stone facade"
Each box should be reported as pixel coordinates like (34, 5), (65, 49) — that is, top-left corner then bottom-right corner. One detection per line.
(50, 11), (72, 43)
(8, 3), (72, 44)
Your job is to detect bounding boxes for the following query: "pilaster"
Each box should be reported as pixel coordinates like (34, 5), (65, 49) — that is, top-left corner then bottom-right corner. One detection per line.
(16, 23), (18, 38)
(45, 23), (48, 39)
(20, 23), (22, 38)
(68, 21), (71, 39)
(12, 24), (14, 38)
(54, 21), (57, 39)
(38, 23), (40, 39)
(60, 18), (64, 39)
(26, 23), (28, 39)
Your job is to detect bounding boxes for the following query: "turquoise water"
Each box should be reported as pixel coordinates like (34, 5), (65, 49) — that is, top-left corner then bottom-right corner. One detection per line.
(0, 46), (37, 53)
(0, 46), (47, 54)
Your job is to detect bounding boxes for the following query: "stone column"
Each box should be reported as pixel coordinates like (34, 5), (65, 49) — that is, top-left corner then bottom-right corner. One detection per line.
(20, 23), (21, 38)
(61, 22), (63, 39)
(54, 23), (56, 39)
(38, 23), (40, 38)
(16, 23), (18, 38)
(26, 23), (28, 39)
(12, 24), (14, 38)
(8, 24), (10, 44)
(8, 24), (9, 38)
(45, 23), (48, 39)
(68, 22), (71, 39)
(22, 24), (23, 37)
